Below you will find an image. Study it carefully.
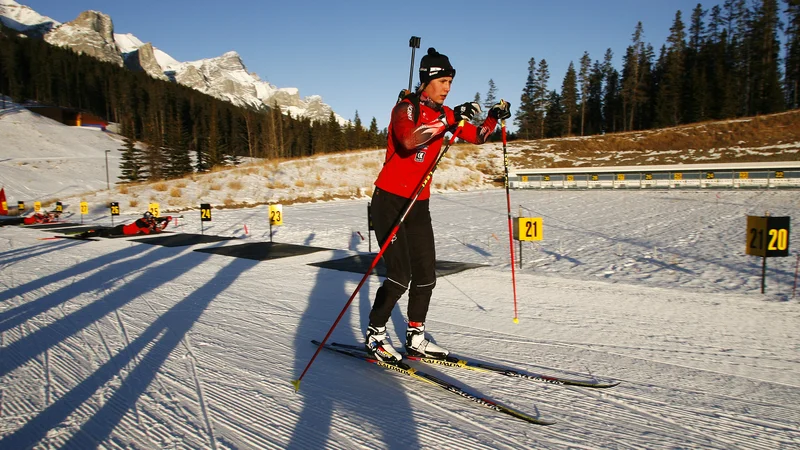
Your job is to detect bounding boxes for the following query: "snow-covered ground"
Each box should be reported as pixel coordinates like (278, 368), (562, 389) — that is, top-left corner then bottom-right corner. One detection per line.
(1, 102), (800, 448)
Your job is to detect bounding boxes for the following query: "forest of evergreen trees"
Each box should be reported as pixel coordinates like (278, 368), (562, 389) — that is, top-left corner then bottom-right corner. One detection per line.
(0, 22), (387, 183)
(513, 0), (800, 139)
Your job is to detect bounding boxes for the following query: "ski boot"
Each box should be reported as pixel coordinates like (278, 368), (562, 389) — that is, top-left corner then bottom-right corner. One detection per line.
(365, 324), (402, 363)
(405, 322), (449, 359)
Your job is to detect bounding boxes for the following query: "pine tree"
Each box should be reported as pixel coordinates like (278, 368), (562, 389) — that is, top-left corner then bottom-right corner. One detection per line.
(368, 117), (381, 147)
(119, 118), (143, 182)
(684, 4), (709, 123)
(602, 49), (623, 133)
(483, 79), (497, 114)
(561, 62), (579, 136)
(534, 59), (550, 138)
(786, 0), (800, 109)
(544, 90), (564, 137)
(515, 57), (538, 139)
(586, 60), (605, 135)
(578, 51), (592, 136)
(471, 92), (483, 126)
(205, 102), (222, 169)
(353, 111), (363, 149)
(656, 11), (687, 127)
(749, 0), (784, 114)
(621, 22), (650, 130)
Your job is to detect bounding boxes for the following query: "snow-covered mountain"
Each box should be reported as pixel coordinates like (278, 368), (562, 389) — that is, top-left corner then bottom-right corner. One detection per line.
(0, 0), (59, 36)
(0, 0), (346, 124)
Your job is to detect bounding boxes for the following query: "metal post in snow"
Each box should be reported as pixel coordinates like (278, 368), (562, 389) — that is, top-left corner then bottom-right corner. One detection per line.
(792, 253), (799, 299)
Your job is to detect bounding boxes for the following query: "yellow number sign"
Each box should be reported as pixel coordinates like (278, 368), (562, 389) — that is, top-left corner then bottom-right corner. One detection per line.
(566, 175), (574, 182)
(18, 201), (25, 211)
(110, 202), (120, 216)
(674, 173), (683, 180)
(55, 202), (63, 212)
(200, 203), (212, 222)
(269, 204), (283, 226)
(747, 216), (790, 257)
(149, 203), (160, 218)
(34, 201), (41, 212)
(616, 174), (625, 181)
(80, 201), (88, 215)
(518, 217), (543, 241)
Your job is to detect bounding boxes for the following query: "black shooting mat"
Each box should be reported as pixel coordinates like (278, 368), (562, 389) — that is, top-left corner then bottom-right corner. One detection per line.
(308, 254), (488, 277)
(131, 233), (237, 247)
(48, 226), (112, 234)
(0, 217), (25, 226)
(23, 222), (83, 229)
(194, 241), (329, 261)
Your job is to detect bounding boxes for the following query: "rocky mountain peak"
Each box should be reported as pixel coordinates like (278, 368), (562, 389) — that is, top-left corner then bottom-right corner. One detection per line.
(44, 10), (123, 67)
(123, 42), (168, 81)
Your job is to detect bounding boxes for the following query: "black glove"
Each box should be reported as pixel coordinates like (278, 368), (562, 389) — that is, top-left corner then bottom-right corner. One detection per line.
(488, 100), (512, 120)
(452, 101), (481, 124)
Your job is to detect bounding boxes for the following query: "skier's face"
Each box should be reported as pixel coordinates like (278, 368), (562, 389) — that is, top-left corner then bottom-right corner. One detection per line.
(424, 77), (452, 105)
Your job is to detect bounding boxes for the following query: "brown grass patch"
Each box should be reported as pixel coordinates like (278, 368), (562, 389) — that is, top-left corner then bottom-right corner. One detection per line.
(267, 180), (290, 189)
(509, 110), (800, 169)
(153, 182), (168, 192)
(229, 180), (243, 191)
(129, 199), (139, 208)
(169, 187), (182, 198)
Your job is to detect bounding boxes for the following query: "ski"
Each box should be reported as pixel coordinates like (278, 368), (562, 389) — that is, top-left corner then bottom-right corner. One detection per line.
(37, 235), (98, 241)
(330, 342), (619, 389)
(312, 340), (555, 426)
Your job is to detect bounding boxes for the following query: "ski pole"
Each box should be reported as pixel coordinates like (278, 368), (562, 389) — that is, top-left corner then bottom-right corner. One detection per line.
(292, 122), (465, 392)
(501, 108), (520, 324)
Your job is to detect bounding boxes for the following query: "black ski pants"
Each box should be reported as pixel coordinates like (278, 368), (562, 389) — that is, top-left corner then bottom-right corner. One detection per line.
(368, 187), (436, 327)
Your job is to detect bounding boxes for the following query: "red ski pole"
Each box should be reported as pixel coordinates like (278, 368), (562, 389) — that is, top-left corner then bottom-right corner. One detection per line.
(292, 122), (465, 392)
(501, 110), (520, 323)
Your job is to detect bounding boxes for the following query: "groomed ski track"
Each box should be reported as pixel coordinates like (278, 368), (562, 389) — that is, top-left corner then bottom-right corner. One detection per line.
(1, 190), (799, 449)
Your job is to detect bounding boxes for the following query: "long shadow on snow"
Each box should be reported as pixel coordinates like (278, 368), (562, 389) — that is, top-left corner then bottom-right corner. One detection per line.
(0, 245), (208, 379)
(290, 234), (420, 449)
(0, 256), (257, 449)
(0, 243), (161, 335)
(0, 238), (84, 268)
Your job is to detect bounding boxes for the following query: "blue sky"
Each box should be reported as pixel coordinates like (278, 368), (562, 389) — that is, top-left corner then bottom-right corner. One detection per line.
(20, 1), (780, 130)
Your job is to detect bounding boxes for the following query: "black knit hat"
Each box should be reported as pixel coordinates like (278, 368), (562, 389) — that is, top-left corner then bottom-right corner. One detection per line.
(419, 47), (455, 84)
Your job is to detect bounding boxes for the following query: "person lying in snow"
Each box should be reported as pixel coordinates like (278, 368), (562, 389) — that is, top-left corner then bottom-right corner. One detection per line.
(76, 211), (172, 238)
(23, 211), (60, 225)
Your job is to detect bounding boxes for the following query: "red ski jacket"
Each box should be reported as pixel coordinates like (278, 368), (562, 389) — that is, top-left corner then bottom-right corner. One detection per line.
(374, 93), (498, 200)
(121, 216), (170, 235)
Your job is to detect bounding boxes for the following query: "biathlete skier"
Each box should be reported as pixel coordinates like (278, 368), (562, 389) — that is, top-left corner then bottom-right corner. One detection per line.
(365, 47), (512, 362)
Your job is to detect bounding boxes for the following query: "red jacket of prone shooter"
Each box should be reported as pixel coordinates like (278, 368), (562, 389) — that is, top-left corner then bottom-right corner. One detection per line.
(374, 94), (497, 200)
(122, 217), (170, 235)
(23, 212), (57, 225)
